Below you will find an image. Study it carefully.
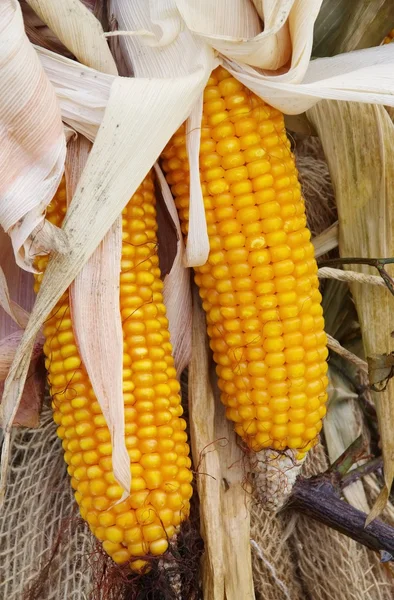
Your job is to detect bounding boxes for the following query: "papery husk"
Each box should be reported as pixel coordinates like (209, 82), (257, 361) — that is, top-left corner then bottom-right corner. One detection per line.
(20, 0), (73, 56)
(189, 287), (254, 600)
(26, 3), (133, 493)
(312, 223), (339, 257)
(154, 165), (192, 375)
(0, 0), (66, 270)
(26, 0), (117, 74)
(325, 365), (370, 512)
(320, 275), (370, 512)
(0, 227), (45, 428)
(0, 69), (209, 505)
(0, 332), (44, 429)
(307, 101), (394, 520)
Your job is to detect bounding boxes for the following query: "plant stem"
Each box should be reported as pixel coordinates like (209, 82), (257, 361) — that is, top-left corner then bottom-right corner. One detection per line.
(288, 475), (394, 559)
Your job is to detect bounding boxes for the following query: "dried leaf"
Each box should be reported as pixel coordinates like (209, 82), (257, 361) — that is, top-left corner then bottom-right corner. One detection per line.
(367, 353), (394, 388)
(154, 165), (192, 374)
(325, 366), (369, 512)
(0, 227), (35, 335)
(312, 222), (339, 258)
(313, 0), (394, 57)
(0, 0), (66, 270)
(0, 331), (44, 428)
(20, 0), (74, 56)
(189, 286), (254, 600)
(308, 100), (394, 518)
(27, 0), (117, 74)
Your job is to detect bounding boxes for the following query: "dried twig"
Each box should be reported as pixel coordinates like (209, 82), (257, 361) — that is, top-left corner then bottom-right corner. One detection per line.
(287, 440), (393, 560)
(318, 257), (394, 296)
(341, 458), (383, 489)
(326, 334), (368, 373)
(289, 476), (394, 559)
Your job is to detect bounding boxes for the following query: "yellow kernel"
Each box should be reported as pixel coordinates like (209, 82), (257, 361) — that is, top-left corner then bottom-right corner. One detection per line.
(288, 422), (306, 436)
(98, 513), (116, 527)
(289, 393), (308, 408)
(136, 507), (156, 525)
(303, 427), (318, 441)
(142, 524), (164, 542)
(112, 550), (130, 564)
(90, 480), (107, 496)
(271, 425), (287, 438)
(104, 526), (124, 544)
(150, 539), (169, 556)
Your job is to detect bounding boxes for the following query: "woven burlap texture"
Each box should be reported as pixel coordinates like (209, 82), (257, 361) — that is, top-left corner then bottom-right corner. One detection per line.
(0, 405), (95, 600)
(251, 444), (394, 600)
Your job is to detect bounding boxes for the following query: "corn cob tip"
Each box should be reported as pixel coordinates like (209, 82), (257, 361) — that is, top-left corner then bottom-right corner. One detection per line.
(250, 449), (305, 511)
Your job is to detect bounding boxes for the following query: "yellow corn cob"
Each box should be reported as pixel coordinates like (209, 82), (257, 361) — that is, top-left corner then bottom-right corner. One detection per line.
(34, 173), (192, 570)
(162, 66), (328, 459)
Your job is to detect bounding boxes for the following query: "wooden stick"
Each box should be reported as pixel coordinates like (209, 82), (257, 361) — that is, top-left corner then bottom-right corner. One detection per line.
(288, 475), (394, 559)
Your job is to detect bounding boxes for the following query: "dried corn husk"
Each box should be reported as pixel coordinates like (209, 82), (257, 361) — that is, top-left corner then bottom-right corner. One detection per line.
(0, 0), (66, 270)
(308, 101), (394, 520)
(26, 0), (117, 73)
(189, 287), (254, 600)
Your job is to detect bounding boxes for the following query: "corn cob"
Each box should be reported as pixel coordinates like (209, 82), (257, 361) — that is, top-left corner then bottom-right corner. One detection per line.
(162, 66), (328, 459)
(34, 173), (192, 570)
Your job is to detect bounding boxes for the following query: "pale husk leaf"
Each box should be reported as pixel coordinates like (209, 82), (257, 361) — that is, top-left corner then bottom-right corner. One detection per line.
(0, 226), (44, 429)
(225, 44), (394, 114)
(0, 332), (44, 429)
(0, 268), (28, 332)
(174, 0), (293, 69)
(65, 133), (130, 492)
(52, 5), (131, 494)
(184, 93), (210, 267)
(72, 217), (129, 491)
(189, 286), (254, 600)
(308, 100), (394, 520)
(312, 222), (339, 257)
(110, 0), (216, 267)
(326, 366), (369, 512)
(106, 3), (194, 367)
(0, 0), (66, 270)
(36, 46), (113, 141)
(0, 250), (36, 361)
(0, 70), (210, 502)
(20, 0), (74, 56)
(154, 164), (192, 374)
(27, 0), (117, 74)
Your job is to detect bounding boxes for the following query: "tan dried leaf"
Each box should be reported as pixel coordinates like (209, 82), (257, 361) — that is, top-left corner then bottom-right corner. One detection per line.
(308, 100), (394, 519)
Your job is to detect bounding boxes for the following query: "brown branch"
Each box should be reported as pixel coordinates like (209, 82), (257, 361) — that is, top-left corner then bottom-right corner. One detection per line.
(317, 256), (394, 296)
(288, 475), (394, 560)
(341, 457), (383, 489)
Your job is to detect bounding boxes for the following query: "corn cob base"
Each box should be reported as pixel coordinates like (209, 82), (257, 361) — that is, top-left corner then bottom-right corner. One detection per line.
(162, 66), (329, 466)
(35, 175), (193, 570)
